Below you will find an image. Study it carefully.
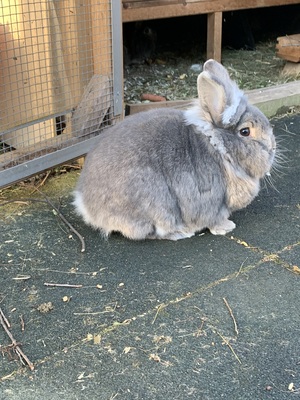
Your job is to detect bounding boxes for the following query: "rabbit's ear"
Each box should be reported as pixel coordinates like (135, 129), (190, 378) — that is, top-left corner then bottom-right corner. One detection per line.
(197, 62), (245, 127)
(197, 71), (227, 126)
(203, 59), (231, 83)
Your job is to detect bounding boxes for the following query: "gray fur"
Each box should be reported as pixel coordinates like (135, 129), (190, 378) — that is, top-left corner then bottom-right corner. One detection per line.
(73, 60), (276, 240)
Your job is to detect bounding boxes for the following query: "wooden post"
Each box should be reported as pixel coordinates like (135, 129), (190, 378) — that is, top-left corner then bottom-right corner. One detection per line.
(71, 1), (113, 137)
(90, 0), (112, 75)
(53, 1), (94, 106)
(207, 12), (222, 62)
(0, 1), (55, 147)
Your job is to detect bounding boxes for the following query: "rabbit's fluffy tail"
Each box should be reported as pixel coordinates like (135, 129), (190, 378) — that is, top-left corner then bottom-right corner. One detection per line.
(73, 191), (155, 239)
(73, 191), (94, 229)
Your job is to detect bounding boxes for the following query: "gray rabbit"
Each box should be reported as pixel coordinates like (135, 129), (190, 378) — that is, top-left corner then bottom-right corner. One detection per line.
(73, 60), (276, 240)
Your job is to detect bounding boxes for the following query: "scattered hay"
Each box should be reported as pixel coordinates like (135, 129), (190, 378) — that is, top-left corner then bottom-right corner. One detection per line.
(124, 41), (298, 104)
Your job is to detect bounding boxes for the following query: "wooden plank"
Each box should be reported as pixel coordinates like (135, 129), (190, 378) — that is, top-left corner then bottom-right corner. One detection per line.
(0, 120), (56, 150)
(276, 34), (300, 63)
(0, 1), (92, 148)
(0, 1), (55, 145)
(123, 0), (182, 8)
(247, 81), (300, 117)
(53, 1), (94, 106)
(91, 0), (112, 75)
(207, 12), (222, 62)
(48, 1), (73, 111)
(125, 99), (193, 115)
(122, 0), (300, 21)
(125, 81), (300, 118)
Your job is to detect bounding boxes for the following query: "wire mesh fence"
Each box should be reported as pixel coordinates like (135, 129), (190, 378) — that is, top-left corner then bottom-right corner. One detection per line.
(0, 0), (123, 187)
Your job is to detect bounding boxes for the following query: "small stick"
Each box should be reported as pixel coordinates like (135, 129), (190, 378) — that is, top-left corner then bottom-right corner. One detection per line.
(60, 164), (81, 170)
(223, 297), (239, 336)
(20, 315), (25, 332)
(194, 318), (206, 337)
(152, 303), (166, 325)
(14, 347), (34, 370)
(0, 307), (11, 328)
(0, 263), (22, 267)
(30, 170), (51, 194)
(0, 198), (45, 207)
(44, 282), (83, 288)
(215, 329), (242, 364)
(0, 371), (16, 382)
(235, 258), (248, 278)
(0, 309), (34, 370)
(141, 93), (166, 102)
(13, 275), (31, 281)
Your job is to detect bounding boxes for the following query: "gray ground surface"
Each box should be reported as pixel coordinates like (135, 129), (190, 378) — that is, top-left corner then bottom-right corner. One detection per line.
(0, 113), (299, 399)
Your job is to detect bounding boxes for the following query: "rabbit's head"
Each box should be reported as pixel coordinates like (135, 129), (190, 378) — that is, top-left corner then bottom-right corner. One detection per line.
(184, 59), (276, 180)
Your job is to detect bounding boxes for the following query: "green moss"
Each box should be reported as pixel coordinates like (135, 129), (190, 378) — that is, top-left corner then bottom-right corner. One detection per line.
(0, 169), (79, 216)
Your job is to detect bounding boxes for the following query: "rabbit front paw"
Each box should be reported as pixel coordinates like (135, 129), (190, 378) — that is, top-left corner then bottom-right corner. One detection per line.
(209, 220), (236, 235)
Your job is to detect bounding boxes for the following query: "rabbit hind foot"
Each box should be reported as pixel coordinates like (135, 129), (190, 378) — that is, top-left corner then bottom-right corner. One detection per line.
(209, 219), (236, 235)
(148, 226), (195, 241)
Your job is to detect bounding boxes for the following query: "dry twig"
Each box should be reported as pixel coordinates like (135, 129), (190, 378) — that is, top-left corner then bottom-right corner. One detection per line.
(0, 307), (11, 328)
(20, 315), (25, 332)
(214, 329), (242, 364)
(30, 170), (51, 194)
(223, 297), (239, 336)
(152, 303), (166, 325)
(44, 282), (83, 288)
(0, 307), (34, 370)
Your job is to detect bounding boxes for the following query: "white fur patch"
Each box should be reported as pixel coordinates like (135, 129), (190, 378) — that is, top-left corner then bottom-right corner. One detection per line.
(183, 105), (211, 133)
(73, 191), (92, 225)
(222, 87), (244, 125)
(184, 106), (227, 155)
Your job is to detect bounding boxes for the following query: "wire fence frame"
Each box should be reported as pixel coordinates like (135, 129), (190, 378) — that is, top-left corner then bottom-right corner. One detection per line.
(0, 0), (123, 188)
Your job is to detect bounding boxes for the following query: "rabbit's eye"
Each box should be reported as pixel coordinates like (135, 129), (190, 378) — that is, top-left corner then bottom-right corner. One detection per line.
(239, 127), (250, 137)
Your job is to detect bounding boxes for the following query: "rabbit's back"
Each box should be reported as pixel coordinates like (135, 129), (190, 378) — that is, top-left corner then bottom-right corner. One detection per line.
(74, 108), (226, 239)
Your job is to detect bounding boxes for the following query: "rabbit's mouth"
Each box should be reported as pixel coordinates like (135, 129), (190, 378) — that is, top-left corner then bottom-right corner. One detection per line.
(261, 128), (276, 169)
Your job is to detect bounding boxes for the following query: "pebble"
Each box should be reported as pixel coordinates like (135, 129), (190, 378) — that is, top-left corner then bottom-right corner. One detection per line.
(190, 63), (203, 73)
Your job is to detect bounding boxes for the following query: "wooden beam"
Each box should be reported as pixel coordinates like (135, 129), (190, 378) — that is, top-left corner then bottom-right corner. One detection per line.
(91, 0), (112, 75)
(125, 81), (300, 118)
(207, 12), (222, 62)
(122, 0), (300, 22)
(276, 34), (300, 63)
